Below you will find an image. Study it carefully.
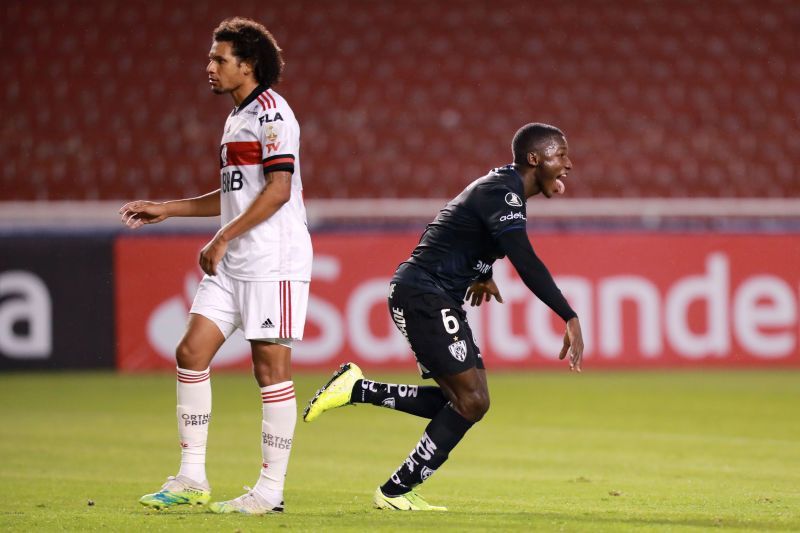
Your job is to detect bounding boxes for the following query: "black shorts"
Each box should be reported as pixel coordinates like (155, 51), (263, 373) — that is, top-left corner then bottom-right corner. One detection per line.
(388, 282), (484, 379)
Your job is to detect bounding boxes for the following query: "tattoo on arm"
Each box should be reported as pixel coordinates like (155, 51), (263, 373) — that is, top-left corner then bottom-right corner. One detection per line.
(261, 171), (292, 196)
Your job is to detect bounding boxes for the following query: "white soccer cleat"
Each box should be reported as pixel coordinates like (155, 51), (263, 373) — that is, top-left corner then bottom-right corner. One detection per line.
(208, 487), (284, 515)
(139, 475), (211, 509)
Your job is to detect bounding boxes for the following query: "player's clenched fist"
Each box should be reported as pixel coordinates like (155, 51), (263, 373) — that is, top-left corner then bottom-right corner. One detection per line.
(118, 200), (169, 229)
(199, 232), (228, 276)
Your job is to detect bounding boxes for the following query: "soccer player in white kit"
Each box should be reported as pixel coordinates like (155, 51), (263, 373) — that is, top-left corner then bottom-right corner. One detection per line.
(119, 17), (311, 515)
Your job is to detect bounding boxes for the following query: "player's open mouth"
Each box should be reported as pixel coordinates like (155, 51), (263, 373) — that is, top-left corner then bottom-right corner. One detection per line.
(554, 175), (567, 195)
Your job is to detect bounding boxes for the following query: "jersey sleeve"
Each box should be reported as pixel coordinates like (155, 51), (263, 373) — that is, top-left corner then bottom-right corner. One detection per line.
(497, 230), (577, 322)
(476, 185), (528, 239)
(259, 117), (298, 175)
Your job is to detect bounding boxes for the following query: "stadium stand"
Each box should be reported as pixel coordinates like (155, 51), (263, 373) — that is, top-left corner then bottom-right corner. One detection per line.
(2, 0), (798, 200)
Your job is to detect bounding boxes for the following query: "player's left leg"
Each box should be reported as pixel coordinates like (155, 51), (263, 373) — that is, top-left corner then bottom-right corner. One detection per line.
(210, 280), (307, 515)
(251, 341), (296, 510)
(373, 285), (487, 510)
(374, 367), (486, 511)
(209, 341), (294, 515)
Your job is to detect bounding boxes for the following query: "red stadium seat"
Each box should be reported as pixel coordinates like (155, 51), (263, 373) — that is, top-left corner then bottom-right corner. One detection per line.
(2, 0), (797, 200)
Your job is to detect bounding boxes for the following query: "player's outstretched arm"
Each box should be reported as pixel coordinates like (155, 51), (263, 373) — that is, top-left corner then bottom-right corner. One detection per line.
(119, 190), (221, 229)
(497, 229), (584, 371)
(119, 200), (169, 229)
(465, 279), (504, 307)
(497, 229), (576, 320)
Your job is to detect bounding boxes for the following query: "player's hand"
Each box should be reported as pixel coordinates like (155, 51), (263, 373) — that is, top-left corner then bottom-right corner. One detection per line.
(465, 279), (504, 307)
(199, 232), (228, 276)
(119, 200), (169, 229)
(558, 317), (584, 372)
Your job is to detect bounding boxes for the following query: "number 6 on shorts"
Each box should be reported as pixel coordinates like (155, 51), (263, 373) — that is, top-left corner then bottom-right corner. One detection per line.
(441, 309), (460, 334)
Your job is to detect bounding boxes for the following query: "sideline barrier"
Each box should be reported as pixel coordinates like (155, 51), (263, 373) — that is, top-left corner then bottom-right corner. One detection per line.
(115, 233), (800, 371)
(0, 236), (115, 370)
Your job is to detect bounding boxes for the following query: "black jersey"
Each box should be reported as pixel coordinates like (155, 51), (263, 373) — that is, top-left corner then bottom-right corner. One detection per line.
(393, 165), (528, 303)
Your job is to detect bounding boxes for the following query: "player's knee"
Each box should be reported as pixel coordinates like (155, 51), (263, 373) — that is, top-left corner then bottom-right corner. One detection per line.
(175, 341), (204, 370)
(251, 349), (292, 386)
(472, 391), (491, 420)
(252, 362), (291, 386)
(454, 389), (490, 422)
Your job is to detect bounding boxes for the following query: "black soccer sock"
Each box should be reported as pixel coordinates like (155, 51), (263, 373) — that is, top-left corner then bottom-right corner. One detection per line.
(380, 404), (474, 497)
(351, 379), (448, 419)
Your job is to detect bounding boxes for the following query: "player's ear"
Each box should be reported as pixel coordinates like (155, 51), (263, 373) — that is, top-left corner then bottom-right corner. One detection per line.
(527, 151), (539, 167)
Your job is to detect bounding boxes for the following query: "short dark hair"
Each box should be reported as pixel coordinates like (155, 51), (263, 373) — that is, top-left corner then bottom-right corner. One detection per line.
(213, 17), (284, 87)
(512, 123), (565, 165)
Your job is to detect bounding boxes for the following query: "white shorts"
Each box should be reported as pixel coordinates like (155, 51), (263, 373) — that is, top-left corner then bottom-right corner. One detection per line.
(190, 268), (309, 342)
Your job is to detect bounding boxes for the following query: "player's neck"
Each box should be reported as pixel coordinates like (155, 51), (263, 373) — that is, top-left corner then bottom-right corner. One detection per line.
(230, 79), (260, 107)
(513, 163), (540, 198)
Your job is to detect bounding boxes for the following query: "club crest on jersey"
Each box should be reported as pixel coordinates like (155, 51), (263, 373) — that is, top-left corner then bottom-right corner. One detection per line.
(219, 144), (228, 167)
(505, 192), (523, 207)
(448, 340), (468, 362)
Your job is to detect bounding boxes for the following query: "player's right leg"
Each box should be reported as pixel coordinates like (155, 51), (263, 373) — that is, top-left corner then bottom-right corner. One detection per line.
(304, 284), (451, 422)
(303, 363), (450, 422)
(140, 276), (235, 509)
(302, 362), (364, 422)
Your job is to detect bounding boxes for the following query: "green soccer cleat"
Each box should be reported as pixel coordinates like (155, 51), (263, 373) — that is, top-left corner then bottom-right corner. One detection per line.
(303, 362), (364, 422)
(208, 488), (284, 515)
(373, 487), (447, 511)
(139, 475), (211, 510)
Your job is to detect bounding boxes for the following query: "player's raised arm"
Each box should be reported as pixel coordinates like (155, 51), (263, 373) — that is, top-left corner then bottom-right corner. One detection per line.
(118, 190), (221, 229)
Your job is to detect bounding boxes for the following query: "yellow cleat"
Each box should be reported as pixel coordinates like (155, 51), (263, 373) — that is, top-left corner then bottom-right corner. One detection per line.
(373, 487), (447, 511)
(303, 362), (364, 422)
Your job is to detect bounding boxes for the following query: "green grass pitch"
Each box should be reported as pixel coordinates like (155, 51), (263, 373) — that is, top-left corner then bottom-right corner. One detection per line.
(1, 370), (798, 531)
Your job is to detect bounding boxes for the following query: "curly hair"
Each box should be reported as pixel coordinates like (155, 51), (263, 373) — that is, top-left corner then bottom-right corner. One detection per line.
(213, 17), (284, 88)
(512, 123), (565, 165)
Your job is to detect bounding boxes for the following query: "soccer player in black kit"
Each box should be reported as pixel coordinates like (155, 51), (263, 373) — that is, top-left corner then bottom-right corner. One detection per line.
(304, 123), (585, 511)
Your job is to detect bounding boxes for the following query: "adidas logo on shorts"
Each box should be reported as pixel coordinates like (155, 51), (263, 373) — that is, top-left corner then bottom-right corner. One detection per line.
(261, 318), (275, 329)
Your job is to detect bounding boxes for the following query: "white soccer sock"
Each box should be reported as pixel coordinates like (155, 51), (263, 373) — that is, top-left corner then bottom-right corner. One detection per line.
(176, 366), (211, 483)
(253, 381), (296, 504)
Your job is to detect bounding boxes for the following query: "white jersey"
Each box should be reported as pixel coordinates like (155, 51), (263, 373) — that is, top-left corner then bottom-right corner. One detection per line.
(217, 86), (312, 281)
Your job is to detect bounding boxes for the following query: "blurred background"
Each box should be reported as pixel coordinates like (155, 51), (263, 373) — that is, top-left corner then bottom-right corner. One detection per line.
(1, 0), (798, 372)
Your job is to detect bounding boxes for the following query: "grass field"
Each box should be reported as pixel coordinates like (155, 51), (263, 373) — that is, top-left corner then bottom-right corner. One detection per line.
(1, 370), (798, 532)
